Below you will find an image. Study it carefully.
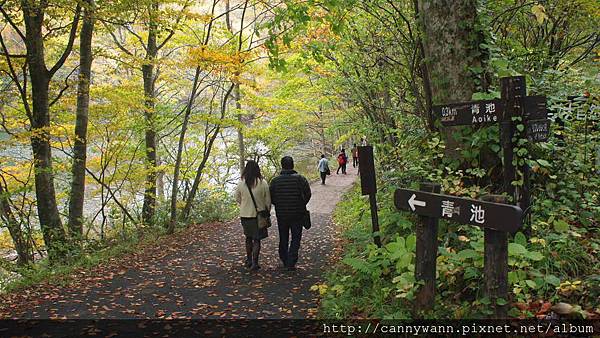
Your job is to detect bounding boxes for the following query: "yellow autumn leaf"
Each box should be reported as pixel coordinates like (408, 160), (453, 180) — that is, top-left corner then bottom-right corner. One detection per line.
(531, 4), (548, 24)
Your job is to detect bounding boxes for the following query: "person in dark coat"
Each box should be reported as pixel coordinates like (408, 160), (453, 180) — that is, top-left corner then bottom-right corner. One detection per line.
(269, 156), (311, 271)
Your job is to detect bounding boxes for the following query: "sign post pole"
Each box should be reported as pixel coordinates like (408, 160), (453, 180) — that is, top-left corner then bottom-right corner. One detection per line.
(413, 182), (441, 316)
(369, 193), (381, 248)
(482, 195), (509, 318)
(500, 76), (526, 202)
(521, 163), (532, 234)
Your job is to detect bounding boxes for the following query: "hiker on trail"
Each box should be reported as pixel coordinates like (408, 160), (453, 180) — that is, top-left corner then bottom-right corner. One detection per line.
(336, 149), (348, 175)
(269, 156), (312, 271)
(351, 144), (359, 168)
(235, 160), (271, 271)
(317, 154), (330, 185)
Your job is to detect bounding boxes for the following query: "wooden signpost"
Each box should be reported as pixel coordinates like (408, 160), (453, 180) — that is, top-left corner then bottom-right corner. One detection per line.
(394, 186), (522, 318)
(526, 119), (551, 142)
(522, 95), (548, 120)
(396, 75), (542, 318)
(433, 99), (503, 126)
(358, 146), (381, 247)
(394, 189), (522, 232)
(433, 76), (549, 229)
(523, 95), (550, 142)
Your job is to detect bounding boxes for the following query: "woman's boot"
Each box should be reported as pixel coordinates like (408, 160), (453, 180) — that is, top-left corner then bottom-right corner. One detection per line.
(244, 237), (253, 268)
(250, 239), (261, 271)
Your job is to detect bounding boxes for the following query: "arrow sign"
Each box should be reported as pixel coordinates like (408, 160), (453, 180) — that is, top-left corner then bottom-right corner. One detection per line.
(394, 188), (523, 232)
(408, 194), (426, 211)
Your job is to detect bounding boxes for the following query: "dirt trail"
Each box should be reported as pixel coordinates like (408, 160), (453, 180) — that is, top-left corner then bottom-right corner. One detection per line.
(0, 165), (358, 319)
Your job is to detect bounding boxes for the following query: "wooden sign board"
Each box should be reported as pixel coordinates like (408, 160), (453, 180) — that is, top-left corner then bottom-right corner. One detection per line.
(394, 188), (523, 232)
(526, 119), (550, 142)
(358, 146), (376, 196)
(433, 99), (504, 126)
(522, 95), (548, 120)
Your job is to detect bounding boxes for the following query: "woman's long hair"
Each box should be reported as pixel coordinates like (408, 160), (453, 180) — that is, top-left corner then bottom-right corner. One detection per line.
(242, 160), (262, 188)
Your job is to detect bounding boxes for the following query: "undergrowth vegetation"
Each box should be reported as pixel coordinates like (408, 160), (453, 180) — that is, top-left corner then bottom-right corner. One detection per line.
(316, 126), (599, 318)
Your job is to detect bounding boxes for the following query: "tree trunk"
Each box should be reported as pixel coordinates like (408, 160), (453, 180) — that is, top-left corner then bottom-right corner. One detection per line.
(68, 0), (95, 240)
(417, 0), (484, 156)
(181, 84), (234, 221)
(141, 2), (159, 225)
(156, 155), (165, 202)
(168, 66), (201, 233)
(0, 183), (33, 266)
(413, 0), (435, 131)
(225, 1), (246, 174)
(22, 2), (69, 261)
(234, 83), (245, 173)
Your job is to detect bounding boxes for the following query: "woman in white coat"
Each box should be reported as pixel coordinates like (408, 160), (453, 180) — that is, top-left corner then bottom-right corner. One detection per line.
(235, 160), (271, 271)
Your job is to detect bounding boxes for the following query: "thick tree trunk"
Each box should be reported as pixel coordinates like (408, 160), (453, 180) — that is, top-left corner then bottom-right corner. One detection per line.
(22, 3), (69, 261)
(0, 183), (33, 266)
(417, 0), (484, 156)
(68, 0), (95, 240)
(141, 3), (159, 225)
(413, 0), (435, 131)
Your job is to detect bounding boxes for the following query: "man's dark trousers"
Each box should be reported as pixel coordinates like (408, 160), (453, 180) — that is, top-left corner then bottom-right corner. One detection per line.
(277, 216), (303, 268)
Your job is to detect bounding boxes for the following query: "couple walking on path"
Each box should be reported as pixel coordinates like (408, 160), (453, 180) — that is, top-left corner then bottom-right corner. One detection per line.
(0, 160), (356, 319)
(235, 156), (311, 272)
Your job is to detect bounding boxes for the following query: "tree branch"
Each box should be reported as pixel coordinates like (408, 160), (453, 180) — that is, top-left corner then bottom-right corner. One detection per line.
(0, 3), (25, 41)
(105, 24), (133, 56)
(49, 66), (78, 107)
(0, 29), (31, 118)
(49, 4), (82, 76)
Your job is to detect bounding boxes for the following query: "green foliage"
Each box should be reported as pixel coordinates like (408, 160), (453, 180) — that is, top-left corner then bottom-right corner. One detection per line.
(317, 186), (416, 319)
(184, 188), (238, 225)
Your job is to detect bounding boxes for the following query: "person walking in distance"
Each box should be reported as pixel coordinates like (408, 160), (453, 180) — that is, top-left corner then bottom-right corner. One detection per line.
(235, 160), (271, 271)
(317, 154), (330, 185)
(351, 144), (359, 168)
(336, 149), (348, 175)
(269, 156), (312, 271)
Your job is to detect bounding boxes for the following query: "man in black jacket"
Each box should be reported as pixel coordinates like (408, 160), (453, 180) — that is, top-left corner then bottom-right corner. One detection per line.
(270, 156), (311, 271)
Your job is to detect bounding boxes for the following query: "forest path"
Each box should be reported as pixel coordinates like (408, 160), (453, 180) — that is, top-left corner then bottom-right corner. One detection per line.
(0, 165), (358, 319)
